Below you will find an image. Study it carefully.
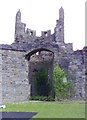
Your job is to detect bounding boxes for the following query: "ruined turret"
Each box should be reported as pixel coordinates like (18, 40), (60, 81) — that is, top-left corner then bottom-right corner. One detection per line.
(15, 9), (26, 43)
(16, 9), (21, 23)
(55, 6), (64, 44)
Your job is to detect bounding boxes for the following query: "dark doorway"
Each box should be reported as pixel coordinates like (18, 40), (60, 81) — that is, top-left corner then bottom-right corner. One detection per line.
(26, 49), (54, 99)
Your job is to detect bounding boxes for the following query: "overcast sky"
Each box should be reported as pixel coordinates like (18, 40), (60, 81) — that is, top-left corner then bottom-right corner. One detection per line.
(0, 0), (85, 50)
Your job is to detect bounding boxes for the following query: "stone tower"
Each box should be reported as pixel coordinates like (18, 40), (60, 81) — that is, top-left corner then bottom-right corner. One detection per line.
(15, 9), (26, 43)
(16, 9), (21, 23)
(55, 7), (64, 44)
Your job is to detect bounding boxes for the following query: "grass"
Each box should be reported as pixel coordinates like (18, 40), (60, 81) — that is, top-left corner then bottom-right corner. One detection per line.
(0, 101), (85, 118)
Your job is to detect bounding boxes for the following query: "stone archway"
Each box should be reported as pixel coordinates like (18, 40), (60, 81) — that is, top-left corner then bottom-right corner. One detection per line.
(26, 48), (54, 98)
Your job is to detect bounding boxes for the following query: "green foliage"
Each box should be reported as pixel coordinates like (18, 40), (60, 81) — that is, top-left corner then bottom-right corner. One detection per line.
(30, 96), (55, 101)
(32, 65), (75, 101)
(34, 69), (51, 96)
(53, 64), (72, 100)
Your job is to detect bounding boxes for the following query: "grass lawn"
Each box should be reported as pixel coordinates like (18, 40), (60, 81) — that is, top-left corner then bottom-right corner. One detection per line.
(0, 101), (85, 118)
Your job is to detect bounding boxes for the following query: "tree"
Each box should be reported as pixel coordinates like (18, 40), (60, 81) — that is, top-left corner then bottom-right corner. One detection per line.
(53, 64), (71, 100)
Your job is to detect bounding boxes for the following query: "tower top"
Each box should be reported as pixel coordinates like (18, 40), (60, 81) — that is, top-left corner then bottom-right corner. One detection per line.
(59, 6), (64, 11)
(16, 9), (21, 23)
(59, 6), (64, 19)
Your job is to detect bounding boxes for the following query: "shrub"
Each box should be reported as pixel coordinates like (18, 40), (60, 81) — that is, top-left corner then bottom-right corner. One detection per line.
(53, 64), (73, 101)
(30, 96), (55, 101)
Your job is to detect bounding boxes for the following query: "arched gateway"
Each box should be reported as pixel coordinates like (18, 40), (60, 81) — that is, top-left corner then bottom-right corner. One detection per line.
(0, 7), (86, 103)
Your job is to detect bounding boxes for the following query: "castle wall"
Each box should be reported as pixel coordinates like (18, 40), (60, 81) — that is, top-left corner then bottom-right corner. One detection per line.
(1, 49), (30, 103)
(0, 47), (86, 102)
(0, 7), (86, 103)
(68, 51), (85, 99)
(0, 50), (2, 104)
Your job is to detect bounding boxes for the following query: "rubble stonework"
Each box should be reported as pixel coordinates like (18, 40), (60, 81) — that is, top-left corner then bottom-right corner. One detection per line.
(0, 7), (86, 102)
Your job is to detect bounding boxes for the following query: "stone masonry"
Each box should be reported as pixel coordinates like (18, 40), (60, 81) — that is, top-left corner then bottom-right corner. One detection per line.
(0, 7), (86, 103)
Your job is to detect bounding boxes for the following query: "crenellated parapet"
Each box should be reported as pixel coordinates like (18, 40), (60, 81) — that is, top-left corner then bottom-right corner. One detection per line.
(41, 30), (51, 37)
(14, 7), (64, 44)
(2, 7), (72, 55)
(26, 28), (36, 37)
(15, 10), (39, 44)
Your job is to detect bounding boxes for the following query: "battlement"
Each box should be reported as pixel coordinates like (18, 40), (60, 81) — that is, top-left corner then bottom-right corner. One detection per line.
(26, 28), (36, 36)
(41, 30), (51, 37)
(15, 7), (64, 44)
